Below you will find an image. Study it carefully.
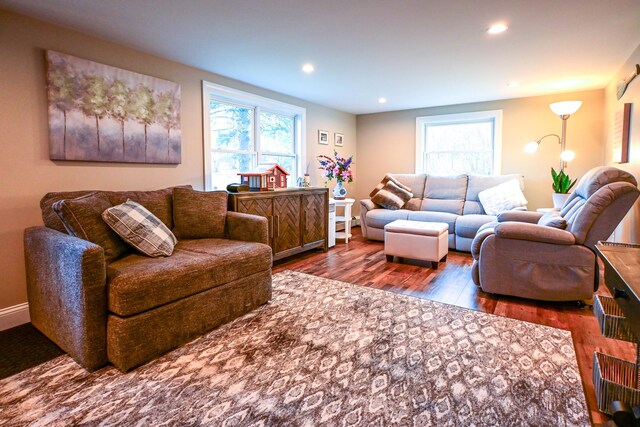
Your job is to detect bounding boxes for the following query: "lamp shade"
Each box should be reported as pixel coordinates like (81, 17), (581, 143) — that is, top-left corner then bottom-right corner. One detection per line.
(549, 101), (582, 116)
(524, 141), (539, 153)
(560, 149), (575, 162)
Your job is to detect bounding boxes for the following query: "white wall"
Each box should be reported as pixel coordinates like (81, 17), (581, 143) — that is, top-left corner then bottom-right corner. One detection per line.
(604, 42), (640, 243)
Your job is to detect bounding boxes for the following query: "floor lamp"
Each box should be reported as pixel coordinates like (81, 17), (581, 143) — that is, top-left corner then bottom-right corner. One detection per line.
(525, 101), (582, 171)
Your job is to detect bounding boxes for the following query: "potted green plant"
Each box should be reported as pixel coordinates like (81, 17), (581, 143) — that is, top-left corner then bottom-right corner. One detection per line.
(551, 167), (577, 209)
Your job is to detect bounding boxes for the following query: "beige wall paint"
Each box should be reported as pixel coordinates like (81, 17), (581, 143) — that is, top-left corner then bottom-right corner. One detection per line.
(0, 9), (355, 311)
(604, 42), (640, 243)
(305, 109), (357, 196)
(356, 90), (605, 212)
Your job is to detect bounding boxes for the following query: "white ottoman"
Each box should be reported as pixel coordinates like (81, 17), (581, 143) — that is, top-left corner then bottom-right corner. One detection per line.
(384, 220), (449, 269)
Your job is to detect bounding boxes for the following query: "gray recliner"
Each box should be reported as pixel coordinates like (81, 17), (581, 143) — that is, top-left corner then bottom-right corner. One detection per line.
(471, 166), (639, 301)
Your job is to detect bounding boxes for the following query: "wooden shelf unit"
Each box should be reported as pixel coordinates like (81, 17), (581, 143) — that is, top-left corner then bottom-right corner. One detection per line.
(228, 188), (329, 261)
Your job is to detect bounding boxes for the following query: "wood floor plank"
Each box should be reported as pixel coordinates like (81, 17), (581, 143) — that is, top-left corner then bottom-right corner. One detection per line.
(273, 227), (636, 425)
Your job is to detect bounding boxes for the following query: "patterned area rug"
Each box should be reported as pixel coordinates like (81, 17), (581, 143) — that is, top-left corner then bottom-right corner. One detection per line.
(0, 271), (588, 426)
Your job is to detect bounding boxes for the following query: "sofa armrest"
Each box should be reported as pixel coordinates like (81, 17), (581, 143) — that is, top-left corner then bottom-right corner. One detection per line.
(360, 199), (378, 213)
(226, 212), (269, 245)
(360, 199), (379, 239)
(24, 226), (107, 370)
(494, 222), (576, 245)
(497, 210), (544, 223)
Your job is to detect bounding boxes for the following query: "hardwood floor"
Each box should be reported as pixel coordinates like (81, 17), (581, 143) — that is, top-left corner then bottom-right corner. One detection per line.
(274, 227), (637, 425)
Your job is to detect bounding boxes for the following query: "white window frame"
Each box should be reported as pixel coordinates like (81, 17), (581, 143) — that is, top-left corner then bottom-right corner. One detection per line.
(415, 110), (502, 175)
(202, 81), (306, 190)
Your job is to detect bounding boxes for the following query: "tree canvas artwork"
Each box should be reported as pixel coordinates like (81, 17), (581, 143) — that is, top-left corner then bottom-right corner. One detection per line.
(46, 51), (181, 164)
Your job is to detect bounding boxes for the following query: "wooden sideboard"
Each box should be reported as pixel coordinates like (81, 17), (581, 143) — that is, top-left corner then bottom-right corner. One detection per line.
(228, 188), (329, 261)
(596, 242), (640, 338)
(592, 242), (640, 420)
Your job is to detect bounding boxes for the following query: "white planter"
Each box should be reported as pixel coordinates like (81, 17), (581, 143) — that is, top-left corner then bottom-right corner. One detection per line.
(552, 192), (571, 209)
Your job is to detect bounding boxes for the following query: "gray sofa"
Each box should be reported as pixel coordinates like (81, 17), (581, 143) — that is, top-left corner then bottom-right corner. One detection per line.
(471, 166), (639, 301)
(361, 173), (524, 252)
(25, 187), (273, 372)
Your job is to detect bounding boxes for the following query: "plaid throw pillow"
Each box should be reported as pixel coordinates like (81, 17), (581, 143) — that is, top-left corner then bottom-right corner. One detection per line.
(102, 199), (177, 257)
(369, 174), (412, 198)
(371, 180), (413, 210)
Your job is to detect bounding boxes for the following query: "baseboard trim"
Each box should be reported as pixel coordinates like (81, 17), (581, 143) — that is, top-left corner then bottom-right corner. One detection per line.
(0, 303), (30, 331)
(335, 216), (361, 232)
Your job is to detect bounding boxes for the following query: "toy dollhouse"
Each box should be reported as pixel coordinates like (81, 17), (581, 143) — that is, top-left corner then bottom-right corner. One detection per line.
(238, 164), (289, 190)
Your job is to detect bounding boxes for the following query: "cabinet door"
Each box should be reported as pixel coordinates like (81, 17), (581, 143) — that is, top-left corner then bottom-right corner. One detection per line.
(303, 193), (326, 245)
(273, 195), (301, 254)
(236, 196), (274, 244)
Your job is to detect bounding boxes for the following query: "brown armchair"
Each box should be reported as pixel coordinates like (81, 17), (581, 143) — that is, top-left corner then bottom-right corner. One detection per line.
(471, 167), (639, 301)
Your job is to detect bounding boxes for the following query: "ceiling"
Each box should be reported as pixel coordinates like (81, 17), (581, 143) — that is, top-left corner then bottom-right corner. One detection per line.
(3, 0), (640, 114)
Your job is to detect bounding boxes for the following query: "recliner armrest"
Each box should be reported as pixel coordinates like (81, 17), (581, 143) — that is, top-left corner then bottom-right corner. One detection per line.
(497, 210), (544, 223)
(24, 226), (107, 370)
(226, 212), (269, 245)
(494, 222), (576, 245)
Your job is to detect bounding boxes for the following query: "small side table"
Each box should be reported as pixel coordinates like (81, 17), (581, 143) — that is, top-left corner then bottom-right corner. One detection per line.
(330, 198), (355, 243)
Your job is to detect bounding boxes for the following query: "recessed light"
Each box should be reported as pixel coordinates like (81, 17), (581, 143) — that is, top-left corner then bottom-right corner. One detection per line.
(487, 23), (508, 34)
(507, 81), (520, 88)
(378, 97), (387, 104)
(302, 63), (314, 73)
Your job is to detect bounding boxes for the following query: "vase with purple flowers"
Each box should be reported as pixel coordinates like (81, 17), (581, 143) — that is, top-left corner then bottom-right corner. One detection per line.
(317, 151), (354, 200)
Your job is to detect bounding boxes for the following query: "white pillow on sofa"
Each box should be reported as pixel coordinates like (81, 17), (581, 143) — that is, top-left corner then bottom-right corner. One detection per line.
(478, 179), (528, 215)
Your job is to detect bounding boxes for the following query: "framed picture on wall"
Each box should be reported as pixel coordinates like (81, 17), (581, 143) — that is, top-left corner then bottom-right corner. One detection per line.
(334, 133), (344, 147)
(46, 50), (181, 164)
(318, 130), (329, 145)
(612, 103), (631, 163)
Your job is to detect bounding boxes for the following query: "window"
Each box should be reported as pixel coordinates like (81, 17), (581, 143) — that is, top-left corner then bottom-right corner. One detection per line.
(203, 81), (306, 190)
(415, 110), (502, 175)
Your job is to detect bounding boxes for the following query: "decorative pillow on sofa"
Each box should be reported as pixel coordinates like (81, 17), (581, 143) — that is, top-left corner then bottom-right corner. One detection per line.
(477, 179), (528, 216)
(369, 174), (412, 198)
(172, 187), (228, 239)
(102, 200), (177, 257)
(52, 192), (128, 263)
(371, 180), (413, 210)
(537, 209), (568, 229)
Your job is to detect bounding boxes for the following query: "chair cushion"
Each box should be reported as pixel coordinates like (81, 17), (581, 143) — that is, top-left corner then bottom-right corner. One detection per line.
(172, 188), (227, 239)
(41, 190), (97, 233)
(107, 239), (272, 317)
(423, 174), (468, 200)
(371, 180), (413, 210)
(108, 187), (188, 230)
(365, 209), (410, 229)
(478, 179), (528, 215)
(573, 166), (638, 199)
(455, 214), (497, 238)
(420, 199), (465, 215)
(537, 209), (567, 230)
(384, 220), (448, 236)
(406, 211), (458, 233)
(103, 200), (177, 257)
(41, 186), (192, 234)
(421, 175), (468, 215)
(52, 192), (128, 263)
